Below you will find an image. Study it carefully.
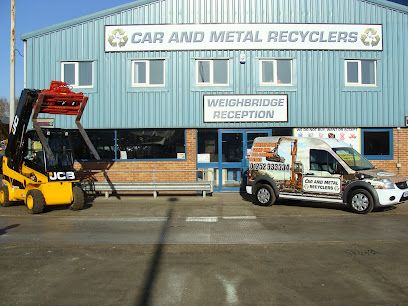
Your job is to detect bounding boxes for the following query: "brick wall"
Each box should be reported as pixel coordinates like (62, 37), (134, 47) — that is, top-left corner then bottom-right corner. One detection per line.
(75, 129), (197, 183)
(371, 128), (408, 177)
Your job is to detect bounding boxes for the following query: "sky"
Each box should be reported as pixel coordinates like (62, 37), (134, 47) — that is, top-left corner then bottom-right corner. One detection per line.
(0, 0), (132, 101)
(0, 0), (407, 102)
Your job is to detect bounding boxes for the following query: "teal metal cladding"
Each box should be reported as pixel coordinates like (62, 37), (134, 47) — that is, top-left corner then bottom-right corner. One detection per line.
(23, 0), (408, 129)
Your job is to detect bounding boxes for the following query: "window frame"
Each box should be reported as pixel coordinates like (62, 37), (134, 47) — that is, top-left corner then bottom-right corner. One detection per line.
(361, 128), (393, 160)
(259, 59), (293, 87)
(61, 61), (94, 89)
(131, 59), (166, 88)
(344, 59), (377, 87)
(196, 59), (230, 87)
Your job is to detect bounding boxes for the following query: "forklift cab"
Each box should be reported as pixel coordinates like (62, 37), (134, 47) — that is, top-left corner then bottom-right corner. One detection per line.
(23, 129), (75, 177)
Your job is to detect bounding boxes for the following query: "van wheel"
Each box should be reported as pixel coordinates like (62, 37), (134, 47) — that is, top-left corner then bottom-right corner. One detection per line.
(0, 185), (11, 207)
(255, 184), (276, 206)
(26, 190), (45, 214)
(348, 189), (374, 214)
(70, 186), (85, 211)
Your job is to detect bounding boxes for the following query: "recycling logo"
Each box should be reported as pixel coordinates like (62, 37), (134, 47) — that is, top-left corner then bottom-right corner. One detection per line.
(360, 28), (381, 47)
(108, 28), (128, 48)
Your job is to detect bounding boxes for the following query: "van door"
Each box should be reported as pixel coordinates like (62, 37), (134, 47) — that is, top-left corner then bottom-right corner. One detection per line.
(303, 149), (343, 195)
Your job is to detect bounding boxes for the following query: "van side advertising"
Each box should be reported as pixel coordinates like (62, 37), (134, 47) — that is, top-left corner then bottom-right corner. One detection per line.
(246, 137), (408, 214)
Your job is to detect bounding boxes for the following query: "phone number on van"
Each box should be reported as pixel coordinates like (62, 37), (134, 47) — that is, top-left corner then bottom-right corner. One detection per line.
(249, 163), (290, 171)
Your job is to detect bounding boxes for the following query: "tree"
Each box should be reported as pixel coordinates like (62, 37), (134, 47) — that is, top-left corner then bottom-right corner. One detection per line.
(0, 98), (9, 121)
(0, 98), (10, 140)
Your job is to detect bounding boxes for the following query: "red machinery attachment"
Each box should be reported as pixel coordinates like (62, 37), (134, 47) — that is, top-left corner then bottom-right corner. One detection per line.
(34, 81), (87, 116)
(31, 81), (100, 161)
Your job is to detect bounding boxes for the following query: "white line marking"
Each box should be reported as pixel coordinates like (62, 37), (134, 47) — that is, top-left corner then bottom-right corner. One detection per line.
(186, 217), (218, 223)
(217, 275), (239, 305)
(82, 217), (168, 222)
(222, 216), (257, 220)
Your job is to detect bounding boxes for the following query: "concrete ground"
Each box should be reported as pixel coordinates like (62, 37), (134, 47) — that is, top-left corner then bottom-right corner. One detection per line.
(0, 193), (408, 306)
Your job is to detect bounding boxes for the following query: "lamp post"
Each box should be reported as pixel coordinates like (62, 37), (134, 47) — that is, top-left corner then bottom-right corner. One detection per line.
(9, 0), (15, 131)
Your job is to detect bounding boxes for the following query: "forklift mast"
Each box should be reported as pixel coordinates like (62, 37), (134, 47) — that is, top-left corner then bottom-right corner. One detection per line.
(5, 89), (40, 172)
(4, 81), (100, 172)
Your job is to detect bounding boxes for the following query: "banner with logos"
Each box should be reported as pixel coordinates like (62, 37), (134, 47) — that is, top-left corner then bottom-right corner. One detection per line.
(294, 128), (361, 152)
(105, 24), (383, 52)
(204, 95), (288, 123)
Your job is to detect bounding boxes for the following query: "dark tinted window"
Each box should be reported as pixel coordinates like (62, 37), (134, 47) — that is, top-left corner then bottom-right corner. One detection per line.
(272, 128), (293, 136)
(363, 131), (391, 156)
(310, 149), (342, 174)
(116, 129), (185, 160)
(197, 129), (218, 162)
(70, 130), (115, 160)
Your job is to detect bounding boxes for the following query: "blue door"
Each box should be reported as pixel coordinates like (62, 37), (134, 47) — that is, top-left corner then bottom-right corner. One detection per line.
(218, 129), (271, 192)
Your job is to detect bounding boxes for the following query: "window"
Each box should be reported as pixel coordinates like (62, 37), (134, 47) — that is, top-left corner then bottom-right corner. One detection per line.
(70, 130), (116, 160)
(196, 59), (229, 86)
(345, 60), (377, 86)
(260, 59), (293, 86)
(362, 129), (393, 160)
(197, 129), (218, 162)
(61, 61), (94, 88)
(116, 129), (185, 160)
(132, 60), (165, 87)
(272, 128), (293, 136)
(333, 147), (374, 171)
(310, 149), (343, 174)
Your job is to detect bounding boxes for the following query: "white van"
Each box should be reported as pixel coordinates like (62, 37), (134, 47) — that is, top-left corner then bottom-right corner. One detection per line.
(246, 136), (408, 214)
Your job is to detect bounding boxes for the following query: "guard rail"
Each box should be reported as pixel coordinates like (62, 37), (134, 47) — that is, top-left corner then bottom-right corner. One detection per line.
(79, 169), (213, 198)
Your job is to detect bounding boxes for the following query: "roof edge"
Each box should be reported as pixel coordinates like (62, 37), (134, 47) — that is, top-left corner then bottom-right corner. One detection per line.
(364, 0), (408, 12)
(21, 0), (160, 40)
(21, 0), (407, 40)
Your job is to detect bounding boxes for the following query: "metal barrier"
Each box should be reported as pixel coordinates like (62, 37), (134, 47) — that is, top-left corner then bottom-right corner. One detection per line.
(79, 169), (213, 198)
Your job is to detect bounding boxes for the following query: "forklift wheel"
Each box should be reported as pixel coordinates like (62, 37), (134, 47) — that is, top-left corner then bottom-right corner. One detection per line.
(0, 185), (11, 207)
(70, 186), (85, 211)
(26, 190), (45, 214)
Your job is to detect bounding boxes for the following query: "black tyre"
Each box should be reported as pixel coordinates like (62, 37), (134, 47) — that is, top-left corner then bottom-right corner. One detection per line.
(0, 185), (11, 207)
(26, 190), (45, 214)
(70, 186), (85, 211)
(254, 184), (276, 206)
(348, 188), (374, 214)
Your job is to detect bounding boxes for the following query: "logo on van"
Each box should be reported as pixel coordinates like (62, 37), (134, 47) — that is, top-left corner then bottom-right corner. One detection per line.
(360, 28), (381, 47)
(108, 28), (128, 48)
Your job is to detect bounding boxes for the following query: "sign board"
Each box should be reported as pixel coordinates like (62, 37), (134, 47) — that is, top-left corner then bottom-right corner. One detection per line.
(303, 177), (341, 194)
(197, 154), (211, 163)
(105, 24), (383, 52)
(294, 128), (361, 152)
(204, 95), (288, 123)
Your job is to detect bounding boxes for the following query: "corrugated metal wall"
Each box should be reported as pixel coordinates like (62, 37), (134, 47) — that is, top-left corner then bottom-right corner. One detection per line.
(24, 0), (408, 129)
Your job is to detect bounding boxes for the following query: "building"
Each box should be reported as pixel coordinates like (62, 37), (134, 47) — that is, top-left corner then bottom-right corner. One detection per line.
(22, 0), (408, 192)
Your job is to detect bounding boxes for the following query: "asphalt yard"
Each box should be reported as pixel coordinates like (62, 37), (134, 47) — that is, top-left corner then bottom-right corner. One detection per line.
(1, 193), (407, 305)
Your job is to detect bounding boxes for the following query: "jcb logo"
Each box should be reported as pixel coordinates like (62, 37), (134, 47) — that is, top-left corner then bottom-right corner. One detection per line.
(11, 116), (19, 135)
(49, 171), (76, 181)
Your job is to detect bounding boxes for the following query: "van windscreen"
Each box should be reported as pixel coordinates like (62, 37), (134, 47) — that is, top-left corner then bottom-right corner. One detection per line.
(333, 147), (374, 171)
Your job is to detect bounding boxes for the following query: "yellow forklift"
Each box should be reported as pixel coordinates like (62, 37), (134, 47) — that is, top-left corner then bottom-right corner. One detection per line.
(0, 81), (100, 214)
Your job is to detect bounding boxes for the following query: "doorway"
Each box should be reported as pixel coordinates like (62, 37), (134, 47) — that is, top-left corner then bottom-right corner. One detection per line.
(218, 129), (271, 191)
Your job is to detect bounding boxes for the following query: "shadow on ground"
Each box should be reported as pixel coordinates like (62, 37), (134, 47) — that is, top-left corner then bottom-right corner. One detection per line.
(135, 197), (177, 306)
(0, 224), (19, 236)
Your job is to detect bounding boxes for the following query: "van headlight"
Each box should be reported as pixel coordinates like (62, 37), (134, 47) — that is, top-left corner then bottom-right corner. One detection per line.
(372, 178), (395, 189)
